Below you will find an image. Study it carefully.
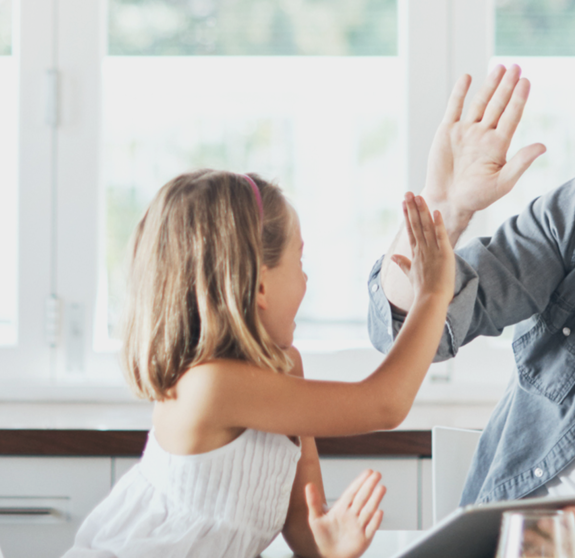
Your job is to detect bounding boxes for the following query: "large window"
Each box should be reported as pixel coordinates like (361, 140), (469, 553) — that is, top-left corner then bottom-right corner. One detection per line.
(482, 1), (575, 233)
(3, 0), (545, 400)
(99, 0), (402, 351)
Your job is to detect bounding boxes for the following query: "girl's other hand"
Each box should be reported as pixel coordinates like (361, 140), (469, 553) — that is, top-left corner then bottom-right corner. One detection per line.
(391, 193), (455, 303)
(305, 470), (385, 558)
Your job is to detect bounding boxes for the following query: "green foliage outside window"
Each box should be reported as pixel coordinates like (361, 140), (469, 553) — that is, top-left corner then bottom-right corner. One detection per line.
(0, 0), (11, 56)
(108, 0), (397, 56)
(496, 0), (575, 55)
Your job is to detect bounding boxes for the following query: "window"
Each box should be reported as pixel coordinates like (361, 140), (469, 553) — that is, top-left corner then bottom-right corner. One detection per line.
(486, 0), (575, 232)
(99, 0), (402, 353)
(3, 0), (543, 400)
(0, 0), (17, 346)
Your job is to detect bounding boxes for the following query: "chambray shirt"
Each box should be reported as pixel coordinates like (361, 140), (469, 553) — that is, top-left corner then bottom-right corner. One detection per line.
(368, 179), (575, 505)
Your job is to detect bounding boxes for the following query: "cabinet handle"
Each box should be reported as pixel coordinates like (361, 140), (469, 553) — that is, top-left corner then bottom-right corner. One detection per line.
(0, 507), (54, 516)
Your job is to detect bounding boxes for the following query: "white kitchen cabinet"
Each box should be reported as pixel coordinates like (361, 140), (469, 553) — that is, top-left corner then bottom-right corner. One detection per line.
(0, 454), (431, 557)
(112, 457), (140, 485)
(0, 457), (111, 558)
(420, 458), (432, 530)
(320, 457), (422, 530)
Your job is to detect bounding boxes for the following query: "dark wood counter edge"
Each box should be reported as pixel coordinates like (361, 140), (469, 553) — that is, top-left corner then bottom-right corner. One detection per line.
(0, 430), (431, 458)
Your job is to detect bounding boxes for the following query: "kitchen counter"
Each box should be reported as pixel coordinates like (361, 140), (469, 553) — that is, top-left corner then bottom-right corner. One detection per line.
(0, 401), (496, 457)
(260, 531), (425, 558)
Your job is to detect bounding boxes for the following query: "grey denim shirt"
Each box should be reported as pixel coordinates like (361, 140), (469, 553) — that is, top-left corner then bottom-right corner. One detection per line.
(367, 179), (575, 505)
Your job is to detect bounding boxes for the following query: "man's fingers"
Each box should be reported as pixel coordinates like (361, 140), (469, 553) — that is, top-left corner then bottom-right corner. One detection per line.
(482, 64), (522, 128)
(443, 74), (472, 124)
(464, 64), (506, 123)
(351, 471), (382, 514)
(499, 143), (547, 194)
(365, 509), (384, 539)
(336, 469), (373, 509)
(496, 78), (530, 140)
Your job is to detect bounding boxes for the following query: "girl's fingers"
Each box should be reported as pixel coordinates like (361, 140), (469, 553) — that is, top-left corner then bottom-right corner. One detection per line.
(433, 210), (450, 250)
(402, 201), (416, 251)
(358, 484), (386, 528)
(464, 64), (506, 123)
(404, 194), (426, 246)
(305, 483), (324, 522)
(350, 471), (382, 514)
(336, 469), (373, 509)
(390, 254), (412, 278)
(365, 509), (384, 540)
(413, 196), (435, 246)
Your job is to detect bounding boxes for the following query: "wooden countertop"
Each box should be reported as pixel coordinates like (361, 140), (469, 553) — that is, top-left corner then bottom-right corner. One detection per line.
(0, 429), (432, 457)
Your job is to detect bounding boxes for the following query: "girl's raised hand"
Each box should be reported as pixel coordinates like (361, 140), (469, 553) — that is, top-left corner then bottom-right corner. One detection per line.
(391, 192), (455, 303)
(305, 470), (385, 558)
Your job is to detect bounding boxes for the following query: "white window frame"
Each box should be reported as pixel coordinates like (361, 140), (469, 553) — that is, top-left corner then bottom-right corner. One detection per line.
(1, 0), (516, 403)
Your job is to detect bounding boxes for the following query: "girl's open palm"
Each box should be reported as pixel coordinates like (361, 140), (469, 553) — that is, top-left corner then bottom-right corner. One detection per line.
(391, 193), (455, 303)
(305, 470), (385, 558)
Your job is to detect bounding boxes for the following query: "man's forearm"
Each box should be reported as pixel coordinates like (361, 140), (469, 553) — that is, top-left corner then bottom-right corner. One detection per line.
(381, 191), (473, 313)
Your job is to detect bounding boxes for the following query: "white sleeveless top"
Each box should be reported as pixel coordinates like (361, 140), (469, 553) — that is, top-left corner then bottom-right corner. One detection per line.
(63, 429), (302, 558)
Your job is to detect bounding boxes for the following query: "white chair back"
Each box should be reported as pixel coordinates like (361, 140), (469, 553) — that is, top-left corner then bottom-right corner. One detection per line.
(432, 426), (482, 525)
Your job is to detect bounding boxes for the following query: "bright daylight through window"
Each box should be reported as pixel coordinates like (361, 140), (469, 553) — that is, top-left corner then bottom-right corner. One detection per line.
(98, 0), (402, 352)
(488, 0), (575, 233)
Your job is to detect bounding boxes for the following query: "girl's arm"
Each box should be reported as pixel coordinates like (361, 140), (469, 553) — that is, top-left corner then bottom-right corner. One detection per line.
(281, 348), (325, 557)
(179, 194), (455, 438)
(282, 349), (385, 558)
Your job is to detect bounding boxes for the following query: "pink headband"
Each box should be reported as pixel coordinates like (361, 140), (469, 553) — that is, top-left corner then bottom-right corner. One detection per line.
(241, 174), (263, 222)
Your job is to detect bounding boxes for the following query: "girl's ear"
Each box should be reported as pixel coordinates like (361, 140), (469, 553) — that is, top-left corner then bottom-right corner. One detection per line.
(257, 266), (269, 310)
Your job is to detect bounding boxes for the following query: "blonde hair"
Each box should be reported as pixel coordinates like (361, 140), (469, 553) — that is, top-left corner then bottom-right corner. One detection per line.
(122, 169), (294, 400)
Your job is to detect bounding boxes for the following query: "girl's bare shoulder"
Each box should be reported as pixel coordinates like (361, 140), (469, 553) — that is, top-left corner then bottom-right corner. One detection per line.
(173, 359), (271, 405)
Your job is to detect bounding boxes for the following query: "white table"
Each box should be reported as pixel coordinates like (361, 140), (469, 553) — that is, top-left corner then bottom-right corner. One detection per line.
(260, 531), (426, 558)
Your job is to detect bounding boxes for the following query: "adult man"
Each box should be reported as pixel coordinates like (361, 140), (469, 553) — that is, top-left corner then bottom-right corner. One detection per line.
(367, 63), (575, 504)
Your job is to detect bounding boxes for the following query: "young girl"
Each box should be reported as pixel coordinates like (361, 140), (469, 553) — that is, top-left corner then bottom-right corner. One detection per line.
(64, 169), (454, 558)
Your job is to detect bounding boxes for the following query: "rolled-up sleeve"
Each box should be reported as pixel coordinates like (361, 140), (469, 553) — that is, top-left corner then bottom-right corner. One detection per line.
(368, 179), (575, 362)
(368, 254), (479, 361)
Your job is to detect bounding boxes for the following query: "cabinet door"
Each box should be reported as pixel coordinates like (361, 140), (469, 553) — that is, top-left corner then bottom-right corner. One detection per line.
(112, 457), (140, 485)
(420, 458), (432, 530)
(319, 458), (419, 530)
(0, 457), (111, 558)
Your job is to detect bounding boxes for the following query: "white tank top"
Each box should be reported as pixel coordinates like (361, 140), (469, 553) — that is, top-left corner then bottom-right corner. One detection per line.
(64, 428), (302, 558)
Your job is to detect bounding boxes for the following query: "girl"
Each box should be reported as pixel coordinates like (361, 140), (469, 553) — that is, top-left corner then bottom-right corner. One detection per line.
(64, 170), (454, 558)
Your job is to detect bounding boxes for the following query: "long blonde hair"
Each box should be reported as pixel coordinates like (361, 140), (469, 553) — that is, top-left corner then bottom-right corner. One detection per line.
(122, 169), (294, 400)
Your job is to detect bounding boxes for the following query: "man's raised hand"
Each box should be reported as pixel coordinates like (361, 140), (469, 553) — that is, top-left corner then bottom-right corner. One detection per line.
(423, 64), (546, 236)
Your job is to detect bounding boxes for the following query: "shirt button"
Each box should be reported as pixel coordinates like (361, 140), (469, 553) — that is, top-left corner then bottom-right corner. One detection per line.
(563, 327), (571, 337)
(534, 468), (543, 478)
(371, 283), (379, 293)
